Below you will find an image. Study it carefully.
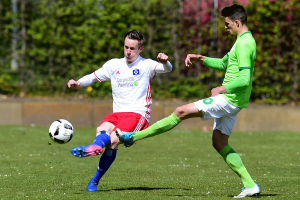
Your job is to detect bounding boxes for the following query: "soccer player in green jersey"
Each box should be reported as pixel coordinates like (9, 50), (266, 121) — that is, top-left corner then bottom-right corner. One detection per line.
(117, 4), (260, 198)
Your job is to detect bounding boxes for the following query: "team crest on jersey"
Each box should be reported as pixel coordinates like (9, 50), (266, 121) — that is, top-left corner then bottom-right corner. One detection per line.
(133, 69), (140, 75)
(115, 70), (120, 75)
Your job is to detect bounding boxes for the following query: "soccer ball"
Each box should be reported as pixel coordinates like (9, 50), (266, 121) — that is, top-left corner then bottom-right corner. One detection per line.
(49, 119), (74, 144)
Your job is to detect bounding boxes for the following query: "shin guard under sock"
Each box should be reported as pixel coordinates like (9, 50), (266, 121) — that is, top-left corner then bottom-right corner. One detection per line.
(93, 131), (110, 148)
(219, 145), (255, 188)
(133, 113), (181, 141)
(91, 149), (117, 183)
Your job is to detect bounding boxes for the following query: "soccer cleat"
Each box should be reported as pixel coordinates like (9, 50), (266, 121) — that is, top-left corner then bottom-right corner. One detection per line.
(86, 179), (98, 191)
(115, 128), (134, 147)
(71, 144), (103, 158)
(233, 184), (260, 198)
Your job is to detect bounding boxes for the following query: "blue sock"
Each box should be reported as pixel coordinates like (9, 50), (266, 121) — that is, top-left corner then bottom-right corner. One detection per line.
(91, 149), (117, 184)
(92, 131), (110, 148)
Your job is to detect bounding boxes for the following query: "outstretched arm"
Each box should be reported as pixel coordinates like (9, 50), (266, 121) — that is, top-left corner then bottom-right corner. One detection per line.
(185, 54), (228, 71)
(67, 73), (97, 88)
(185, 54), (205, 67)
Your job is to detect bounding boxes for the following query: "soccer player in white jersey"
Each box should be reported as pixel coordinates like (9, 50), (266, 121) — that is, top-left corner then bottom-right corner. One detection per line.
(117, 5), (260, 198)
(67, 30), (173, 191)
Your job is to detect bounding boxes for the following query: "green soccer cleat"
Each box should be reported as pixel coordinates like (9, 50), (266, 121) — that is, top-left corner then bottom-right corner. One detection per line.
(116, 128), (134, 147)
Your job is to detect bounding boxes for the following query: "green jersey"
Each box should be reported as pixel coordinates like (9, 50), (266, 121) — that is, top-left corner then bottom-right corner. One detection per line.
(203, 31), (256, 108)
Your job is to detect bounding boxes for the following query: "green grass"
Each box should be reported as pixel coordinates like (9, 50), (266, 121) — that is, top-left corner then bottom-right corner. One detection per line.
(0, 125), (299, 200)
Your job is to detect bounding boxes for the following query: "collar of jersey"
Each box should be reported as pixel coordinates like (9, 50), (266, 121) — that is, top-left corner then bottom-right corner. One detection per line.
(238, 31), (251, 38)
(125, 55), (142, 67)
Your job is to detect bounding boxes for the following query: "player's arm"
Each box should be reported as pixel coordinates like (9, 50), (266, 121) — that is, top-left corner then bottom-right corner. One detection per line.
(155, 61), (173, 73)
(202, 54), (228, 71)
(68, 60), (112, 88)
(185, 54), (205, 66)
(225, 42), (254, 93)
(67, 73), (97, 88)
(154, 53), (173, 73)
(225, 68), (251, 93)
(185, 54), (228, 71)
(210, 69), (251, 96)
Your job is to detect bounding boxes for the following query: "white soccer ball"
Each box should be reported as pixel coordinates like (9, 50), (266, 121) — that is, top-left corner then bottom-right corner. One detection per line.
(49, 119), (74, 144)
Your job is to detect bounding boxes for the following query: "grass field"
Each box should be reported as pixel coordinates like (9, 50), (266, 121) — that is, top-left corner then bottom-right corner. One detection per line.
(0, 125), (299, 200)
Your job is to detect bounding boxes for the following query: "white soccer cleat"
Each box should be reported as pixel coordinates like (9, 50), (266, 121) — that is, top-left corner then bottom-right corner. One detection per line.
(233, 184), (260, 198)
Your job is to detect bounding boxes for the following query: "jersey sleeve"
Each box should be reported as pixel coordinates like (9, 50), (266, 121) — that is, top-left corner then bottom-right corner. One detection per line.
(225, 42), (253, 93)
(203, 54), (228, 70)
(148, 59), (172, 78)
(236, 41), (253, 69)
(225, 68), (251, 93)
(93, 60), (113, 82)
(77, 73), (98, 87)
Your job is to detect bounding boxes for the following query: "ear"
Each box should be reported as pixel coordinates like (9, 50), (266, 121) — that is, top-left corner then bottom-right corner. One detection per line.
(139, 46), (144, 52)
(235, 20), (240, 28)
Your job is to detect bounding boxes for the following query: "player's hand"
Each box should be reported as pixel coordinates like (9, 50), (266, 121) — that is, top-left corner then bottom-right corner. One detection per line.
(157, 53), (168, 65)
(185, 54), (205, 67)
(211, 86), (226, 97)
(67, 79), (80, 88)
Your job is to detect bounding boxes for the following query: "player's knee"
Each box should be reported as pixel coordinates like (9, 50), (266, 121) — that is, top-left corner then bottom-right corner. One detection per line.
(110, 137), (118, 145)
(212, 138), (228, 152)
(96, 126), (102, 133)
(109, 132), (120, 148)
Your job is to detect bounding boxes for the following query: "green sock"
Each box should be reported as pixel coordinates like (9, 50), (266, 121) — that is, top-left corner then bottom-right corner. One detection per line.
(133, 113), (181, 141)
(219, 145), (255, 188)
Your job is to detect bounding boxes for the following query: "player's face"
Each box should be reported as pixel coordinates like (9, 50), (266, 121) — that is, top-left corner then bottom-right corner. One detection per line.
(124, 38), (143, 64)
(224, 17), (238, 35)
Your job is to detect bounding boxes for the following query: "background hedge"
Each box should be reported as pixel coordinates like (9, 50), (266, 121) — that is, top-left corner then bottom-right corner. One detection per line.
(0, 0), (299, 104)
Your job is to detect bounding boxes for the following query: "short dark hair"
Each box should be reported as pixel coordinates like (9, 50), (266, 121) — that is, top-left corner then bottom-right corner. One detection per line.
(221, 4), (247, 25)
(123, 30), (146, 47)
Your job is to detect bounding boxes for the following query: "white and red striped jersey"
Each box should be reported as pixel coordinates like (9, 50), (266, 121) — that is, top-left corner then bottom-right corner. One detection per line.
(78, 56), (172, 122)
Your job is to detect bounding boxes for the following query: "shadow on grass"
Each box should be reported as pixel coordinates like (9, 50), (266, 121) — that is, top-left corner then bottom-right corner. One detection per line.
(98, 186), (192, 192)
(228, 194), (279, 198)
(75, 188), (280, 198)
(166, 193), (280, 198)
(74, 187), (193, 194)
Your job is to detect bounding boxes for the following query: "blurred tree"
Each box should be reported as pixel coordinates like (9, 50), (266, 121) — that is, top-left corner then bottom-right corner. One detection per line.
(0, 0), (299, 104)
(247, 0), (300, 104)
(20, 0), (27, 96)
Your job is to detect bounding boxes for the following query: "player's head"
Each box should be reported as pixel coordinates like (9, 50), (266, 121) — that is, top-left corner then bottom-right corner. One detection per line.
(123, 30), (145, 63)
(221, 4), (247, 35)
(124, 30), (145, 47)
